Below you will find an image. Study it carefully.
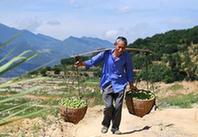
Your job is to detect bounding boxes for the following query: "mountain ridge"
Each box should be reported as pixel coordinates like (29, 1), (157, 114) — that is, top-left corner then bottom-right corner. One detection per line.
(0, 23), (113, 77)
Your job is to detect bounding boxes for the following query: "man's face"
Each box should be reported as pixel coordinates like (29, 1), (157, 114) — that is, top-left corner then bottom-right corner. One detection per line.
(115, 40), (126, 55)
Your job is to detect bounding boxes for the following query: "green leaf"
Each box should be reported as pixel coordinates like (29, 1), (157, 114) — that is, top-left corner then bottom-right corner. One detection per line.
(0, 106), (33, 123)
(0, 102), (31, 114)
(0, 50), (38, 75)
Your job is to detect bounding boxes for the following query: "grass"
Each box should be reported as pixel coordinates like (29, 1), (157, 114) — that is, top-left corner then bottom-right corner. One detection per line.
(167, 83), (184, 92)
(0, 92), (53, 126)
(0, 97), (43, 117)
(159, 92), (198, 108)
(84, 77), (99, 83)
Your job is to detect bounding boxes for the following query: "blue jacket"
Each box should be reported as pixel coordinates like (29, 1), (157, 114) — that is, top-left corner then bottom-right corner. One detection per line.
(84, 49), (134, 93)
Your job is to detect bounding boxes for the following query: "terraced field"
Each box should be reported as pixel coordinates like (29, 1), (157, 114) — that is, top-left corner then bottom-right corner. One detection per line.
(0, 75), (197, 137)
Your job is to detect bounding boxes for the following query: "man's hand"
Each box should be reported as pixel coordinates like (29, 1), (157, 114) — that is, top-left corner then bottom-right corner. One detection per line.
(74, 61), (85, 68)
(74, 56), (85, 68)
(129, 82), (138, 91)
(126, 82), (138, 94)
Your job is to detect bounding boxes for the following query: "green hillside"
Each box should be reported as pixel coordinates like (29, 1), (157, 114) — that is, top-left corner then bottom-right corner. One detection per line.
(129, 26), (198, 82)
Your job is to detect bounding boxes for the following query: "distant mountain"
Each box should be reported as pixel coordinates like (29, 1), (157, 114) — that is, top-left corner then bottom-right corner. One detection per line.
(0, 23), (113, 77)
(62, 36), (112, 55)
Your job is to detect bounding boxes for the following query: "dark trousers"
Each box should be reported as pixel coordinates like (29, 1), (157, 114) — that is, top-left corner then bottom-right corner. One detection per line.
(101, 84), (124, 131)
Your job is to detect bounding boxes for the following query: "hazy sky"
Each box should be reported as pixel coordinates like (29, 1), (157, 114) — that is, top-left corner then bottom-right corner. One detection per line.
(0, 0), (198, 42)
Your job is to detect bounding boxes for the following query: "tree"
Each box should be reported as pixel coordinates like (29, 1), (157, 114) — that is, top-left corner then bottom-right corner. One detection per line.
(138, 63), (174, 83)
(180, 44), (198, 80)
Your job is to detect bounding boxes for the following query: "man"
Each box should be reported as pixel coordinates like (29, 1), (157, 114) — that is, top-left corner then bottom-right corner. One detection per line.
(75, 36), (137, 134)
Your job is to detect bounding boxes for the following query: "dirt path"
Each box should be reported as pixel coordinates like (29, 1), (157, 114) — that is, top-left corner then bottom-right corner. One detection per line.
(71, 106), (198, 137)
(1, 106), (198, 137)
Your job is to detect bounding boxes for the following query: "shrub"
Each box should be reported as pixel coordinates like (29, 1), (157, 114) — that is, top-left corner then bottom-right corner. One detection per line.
(138, 64), (175, 83)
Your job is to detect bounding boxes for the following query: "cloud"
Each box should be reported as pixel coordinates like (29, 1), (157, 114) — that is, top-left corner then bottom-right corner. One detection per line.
(105, 30), (119, 40)
(127, 22), (164, 42)
(67, 0), (81, 8)
(104, 23), (160, 43)
(160, 18), (193, 26)
(36, 23), (66, 40)
(118, 6), (131, 13)
(158, 17), (198, 32)
(47, 20), (61, 26)
(16, 17), (42, 32)
(104, 28), (129, 42)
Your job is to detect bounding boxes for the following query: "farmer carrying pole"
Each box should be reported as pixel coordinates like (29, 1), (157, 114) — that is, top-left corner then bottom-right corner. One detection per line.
(75, 36), (137, 134)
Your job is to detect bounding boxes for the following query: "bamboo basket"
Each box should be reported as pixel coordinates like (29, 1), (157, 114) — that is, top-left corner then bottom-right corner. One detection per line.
(125, 90), (155, 117)
(59, 57), (88, 124)
(59, 105), (88, 124)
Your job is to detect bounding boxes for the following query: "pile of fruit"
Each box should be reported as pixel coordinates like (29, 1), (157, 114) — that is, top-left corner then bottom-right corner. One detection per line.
(59, 97), (87, 109)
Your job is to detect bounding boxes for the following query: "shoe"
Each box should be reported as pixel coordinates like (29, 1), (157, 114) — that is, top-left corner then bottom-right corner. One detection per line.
(112, 129), (122, 135)
(101, 126), (108, 134)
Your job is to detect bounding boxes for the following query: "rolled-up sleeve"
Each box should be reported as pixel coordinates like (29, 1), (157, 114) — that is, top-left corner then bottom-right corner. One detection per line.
(84, 51), (105, 69)
(125, 53), (134, 83)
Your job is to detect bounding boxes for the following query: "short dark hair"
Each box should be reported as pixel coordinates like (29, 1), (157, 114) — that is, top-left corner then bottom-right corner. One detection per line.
(114, 36), (128, 46)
